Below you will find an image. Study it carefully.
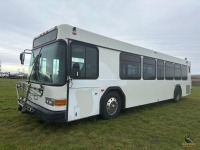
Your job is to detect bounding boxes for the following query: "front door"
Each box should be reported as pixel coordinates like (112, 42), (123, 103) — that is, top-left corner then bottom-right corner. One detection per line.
(67, 41), (100, 121)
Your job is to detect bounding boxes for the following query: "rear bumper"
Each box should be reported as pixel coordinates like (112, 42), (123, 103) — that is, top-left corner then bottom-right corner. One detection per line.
(24, 101), (66, 123)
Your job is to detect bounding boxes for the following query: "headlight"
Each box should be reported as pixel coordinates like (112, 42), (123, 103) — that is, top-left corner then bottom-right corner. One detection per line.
(45, 97), (54, 106)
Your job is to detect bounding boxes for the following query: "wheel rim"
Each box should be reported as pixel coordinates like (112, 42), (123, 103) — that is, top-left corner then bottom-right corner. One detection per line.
(106, 97), (118, 115)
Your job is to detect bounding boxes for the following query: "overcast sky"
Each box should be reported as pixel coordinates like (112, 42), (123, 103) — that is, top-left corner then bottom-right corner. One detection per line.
(0, 0), (199, 74)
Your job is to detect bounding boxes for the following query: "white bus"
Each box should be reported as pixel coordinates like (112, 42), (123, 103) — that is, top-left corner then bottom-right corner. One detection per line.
(16, 24), (191, 123)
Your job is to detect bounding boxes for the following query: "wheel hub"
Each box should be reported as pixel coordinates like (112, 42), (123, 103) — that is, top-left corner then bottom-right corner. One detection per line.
(106, 97), (118, 115)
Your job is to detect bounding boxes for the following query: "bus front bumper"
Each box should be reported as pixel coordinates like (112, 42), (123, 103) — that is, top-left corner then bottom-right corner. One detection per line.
(20, 100), (66, 123)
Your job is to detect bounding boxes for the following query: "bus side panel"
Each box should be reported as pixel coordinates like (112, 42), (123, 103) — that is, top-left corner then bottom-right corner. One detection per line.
(156, 81), (174, 101)
(125, 80), (157, 108)
(180, 80), (192, 96)
(68, 86), (100, 122)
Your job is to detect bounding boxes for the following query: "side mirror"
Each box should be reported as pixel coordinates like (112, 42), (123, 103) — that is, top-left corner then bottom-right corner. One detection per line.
(20, 52), (25, 65)
(71, 63), (80, 78)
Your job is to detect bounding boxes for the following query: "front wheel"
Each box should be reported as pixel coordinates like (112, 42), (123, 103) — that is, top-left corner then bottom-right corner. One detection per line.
(101, 92), (121, 119)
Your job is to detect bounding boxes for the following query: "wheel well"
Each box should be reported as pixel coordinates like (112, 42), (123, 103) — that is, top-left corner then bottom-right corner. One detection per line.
(100, 87), (126, 114)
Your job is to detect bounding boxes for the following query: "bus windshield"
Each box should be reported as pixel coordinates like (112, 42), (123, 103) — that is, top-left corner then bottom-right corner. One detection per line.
(29, 41), (66, 85)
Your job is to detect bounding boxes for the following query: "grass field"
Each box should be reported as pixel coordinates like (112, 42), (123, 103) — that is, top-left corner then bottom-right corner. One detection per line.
(0, 79), (200, 150)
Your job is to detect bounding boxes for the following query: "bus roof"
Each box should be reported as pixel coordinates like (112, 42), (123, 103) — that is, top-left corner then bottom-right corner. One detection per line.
(55, 24), (190, 66)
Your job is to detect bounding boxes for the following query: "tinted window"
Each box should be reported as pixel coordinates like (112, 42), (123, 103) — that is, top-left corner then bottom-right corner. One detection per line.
(182, 65), (188, 80)
(143, 57), (156, 80)
(165, 62), (174, 80)
(71, 43), (98, 79)
(120, 54), (141, 62)
(120, 53), (141, 79)
(86, 47), (98, 78)
(71, 44), (85, 77)
(174, 64), (181, 80)
(157, 60), (164, 80)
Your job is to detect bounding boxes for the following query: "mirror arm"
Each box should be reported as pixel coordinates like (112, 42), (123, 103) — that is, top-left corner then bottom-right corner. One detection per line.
(23, 49), (32, 54)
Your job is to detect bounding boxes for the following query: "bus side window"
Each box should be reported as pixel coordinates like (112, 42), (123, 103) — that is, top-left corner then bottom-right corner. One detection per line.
(71, 43), (98, 79)
(143, 57), (156, 80)
(174, 64), (181, 80)
(165, 62), (174, 80)
(157, 60), (164, 80)
(85, 46), (98, 78)
(120, 52), (141, 80)
(182, 65), (188, 80)
(71, 44), (85, 78)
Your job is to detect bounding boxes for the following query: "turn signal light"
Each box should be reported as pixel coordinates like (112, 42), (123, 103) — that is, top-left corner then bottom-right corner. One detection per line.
(54, 99), (67, 106)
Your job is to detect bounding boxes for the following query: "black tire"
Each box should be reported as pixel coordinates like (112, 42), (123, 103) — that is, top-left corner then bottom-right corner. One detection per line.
(101, 92), (121, 119)
(173, 87), (182, 103)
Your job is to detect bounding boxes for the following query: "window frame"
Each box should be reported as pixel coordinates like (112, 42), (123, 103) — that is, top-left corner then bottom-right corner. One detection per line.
(70, 41), (99, 80)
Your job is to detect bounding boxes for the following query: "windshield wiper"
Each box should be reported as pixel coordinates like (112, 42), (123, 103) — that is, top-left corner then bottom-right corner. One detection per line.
(28, 53), (44, 96)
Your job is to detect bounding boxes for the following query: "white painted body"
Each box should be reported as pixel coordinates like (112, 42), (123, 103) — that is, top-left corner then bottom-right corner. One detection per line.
(29, 24), (191, 122)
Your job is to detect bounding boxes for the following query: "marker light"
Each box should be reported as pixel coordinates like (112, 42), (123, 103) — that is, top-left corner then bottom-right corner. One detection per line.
(72, 27), (77, 35)
(54, 99), (67, 106)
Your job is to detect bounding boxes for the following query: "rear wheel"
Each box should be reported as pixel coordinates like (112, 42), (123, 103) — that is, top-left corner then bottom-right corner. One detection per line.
(173, 87), (182, 103)
(101, 92), (121, 119)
